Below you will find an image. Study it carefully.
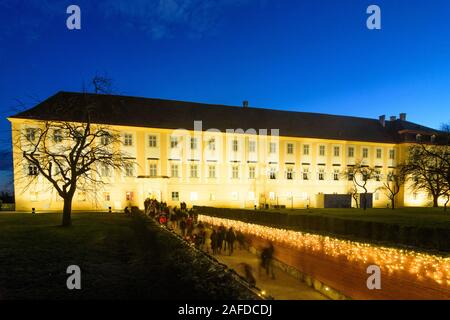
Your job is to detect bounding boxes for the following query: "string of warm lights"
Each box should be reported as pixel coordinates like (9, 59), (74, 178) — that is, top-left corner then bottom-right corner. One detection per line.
(198, 215), (450, 287)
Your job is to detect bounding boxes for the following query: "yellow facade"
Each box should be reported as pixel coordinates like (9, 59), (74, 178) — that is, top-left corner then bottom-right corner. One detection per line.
(10, 117), (433, 212)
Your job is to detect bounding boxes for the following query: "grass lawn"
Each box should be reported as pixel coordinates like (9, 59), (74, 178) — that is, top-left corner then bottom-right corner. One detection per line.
(0, 212), (256, 300)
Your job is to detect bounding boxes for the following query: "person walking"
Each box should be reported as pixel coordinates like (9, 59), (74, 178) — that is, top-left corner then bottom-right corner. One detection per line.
(179, 218), (187, 237)
(226, 227), (236, 255)
(210, 229), (218, 255)
(217, 226), (225, 254)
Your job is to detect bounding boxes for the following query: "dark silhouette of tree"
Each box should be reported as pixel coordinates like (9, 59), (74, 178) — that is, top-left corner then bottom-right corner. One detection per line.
(379, 165), (406, 210)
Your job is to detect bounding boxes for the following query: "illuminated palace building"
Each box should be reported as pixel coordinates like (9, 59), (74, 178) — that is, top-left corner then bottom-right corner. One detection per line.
(9, 92), (441, 211)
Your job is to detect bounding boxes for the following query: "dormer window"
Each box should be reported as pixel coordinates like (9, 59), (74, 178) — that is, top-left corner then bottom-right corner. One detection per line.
(416, 134), (422, 142)
(431, 135), (436, 143)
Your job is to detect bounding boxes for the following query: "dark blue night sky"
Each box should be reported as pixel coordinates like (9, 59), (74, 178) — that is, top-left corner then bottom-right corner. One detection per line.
(1, 0), (450, 190)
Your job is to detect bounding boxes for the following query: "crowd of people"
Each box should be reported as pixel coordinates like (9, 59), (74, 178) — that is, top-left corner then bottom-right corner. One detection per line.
(143, 198), (275, 285)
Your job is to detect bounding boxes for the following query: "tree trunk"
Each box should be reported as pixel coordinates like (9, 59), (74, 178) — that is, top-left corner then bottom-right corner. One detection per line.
(362, 193), (367, 210)
(391, 198), (395, 210)
(62, 196), (73, 227)
(433, 196), (439, 208)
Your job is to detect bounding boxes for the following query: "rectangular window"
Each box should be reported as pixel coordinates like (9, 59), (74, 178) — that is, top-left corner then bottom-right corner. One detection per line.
(333, 146), (340, 157)
(104, 192), (111, 202)
(190, 137), (198, 150)
(318, 167), (325, 181)
(190, 192), (198, 201)
(269, 192), (276, 200)
(149, 163), (157, 177)
(376, 148), (382, 159)
(171, 191), (179, 201)
(100, 133), (111, 146)
(286, 167), (294, 180)
(302, 167), (309, 180)
(148, 135), (157, 148)
(171, 164), (179, 178)
(126, 192), (134, 201)
(333, 169), (340, 181)
(248, 140), (256, 153)
(303, 144), (310, 156)
(319, 145), (326, 157)
(53, 129), (63, 143)
(347, 168), (354, 181)
(362, 148), (369, 158)
(190, 164), (198, 178)
(389, 149), (395, 160)
(248, 191), (255, 201)
(124, 134), (133, 146)
(232, 166), (239, 179)
(249, 166), (256, 179)
(28, 164), (38, 176)
(124, 163), (134, 177)
(101, 164), (111, 177)
(208, 138), (215, 151)
(269, 167), (277, 180)
(348, 147), (355, 158)
(232, 139), (239, 152)
(25, 128), (36, 142)
(208, 165), (216, 179)
(170, 137), (178, 149)
(269, 142), (277, 154)
(287, 143), (294, 154)
(375, 169), (381, 181)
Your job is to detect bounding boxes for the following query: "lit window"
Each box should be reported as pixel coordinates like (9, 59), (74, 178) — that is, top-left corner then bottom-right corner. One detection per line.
(208, 165), (216, 178)
(190, 137), (197, 150)
(104, 192), (111, 202)
(171, 191), (179, 201)
(376, 148), (382, 159)
(362, 148), (369, 158)
(348, 147), (354, 158)
(333, 169), (340, 181)
(232, 166), (239, 179)
(126, 192), (134, 201)
(190, 164), (198, 178)
(232, 139), (239, 152)
(148, 135), (157, 148)
(269, 167), (277, 180)
(53, 129), (63, 143)
(303, 144), (310, 156)
(286, 167), (294, 180)
(269, 142), (277, 154)
(100, 133), (111, 146)
(171, 164), (179, 178)
(124, 163), (134, 177)
(28, 164), (38, 176)
(149, 163), (157, 177)
(124, 134), (133, 146)
(318, 167), (325, 180)
(287, 143), (294, 154)
(25, 128), (36, 142)
(249, 166), (256, 179)
(269, 192), (276, 200)
(302, 167), (309, 180)
(347, 168), (354, 181)
(375, 169), (381, 181)
(190, 192), (198, 201)
(319, 145), (326, 157)
(170, 137), (178, 149)
(248, 192), (255, 201)
(248, 141), (256, 153)
(208, 138), (216, 151)
(389, 149), (395, 160)
(333, 146), (340, 157)
(101, 164), (111, 177)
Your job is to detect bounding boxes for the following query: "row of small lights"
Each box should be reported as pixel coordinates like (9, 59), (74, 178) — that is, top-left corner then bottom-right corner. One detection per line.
(199, 215), (450, 287)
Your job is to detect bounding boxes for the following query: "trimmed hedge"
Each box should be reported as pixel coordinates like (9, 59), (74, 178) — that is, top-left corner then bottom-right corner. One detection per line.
(195, 206), (450, 253)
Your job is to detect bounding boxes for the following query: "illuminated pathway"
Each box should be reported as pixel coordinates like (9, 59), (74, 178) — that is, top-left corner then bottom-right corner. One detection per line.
(198, 215), (450, 300)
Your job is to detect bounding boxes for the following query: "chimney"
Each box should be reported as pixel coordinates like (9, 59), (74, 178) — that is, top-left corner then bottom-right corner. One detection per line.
(390, 116), (397, 121)
(399, 113), (406, 121)
(243, 100), (249, 108)
(379, 115), (386, 127)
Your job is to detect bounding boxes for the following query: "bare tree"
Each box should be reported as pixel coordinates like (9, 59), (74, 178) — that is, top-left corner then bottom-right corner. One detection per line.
(344, 162), (376, 210)
(348, 185), (359, 208)
(379, 165), (406, 210)
(12, 95), (134, 226)
(92, 73), (114, 94)
(404, 144), (447, 208)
